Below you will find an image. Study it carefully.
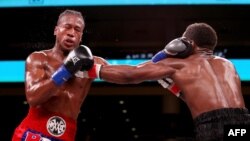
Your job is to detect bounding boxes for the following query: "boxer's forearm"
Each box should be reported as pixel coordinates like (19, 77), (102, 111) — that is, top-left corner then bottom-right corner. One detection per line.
(100, 65), (143, 84)
(100, 64), (174, 84)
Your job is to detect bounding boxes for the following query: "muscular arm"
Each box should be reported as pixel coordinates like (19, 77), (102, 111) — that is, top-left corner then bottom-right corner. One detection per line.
(94, 56), (110, 65)
(100, 61), (176, 84)
(25, 52), (57, 107)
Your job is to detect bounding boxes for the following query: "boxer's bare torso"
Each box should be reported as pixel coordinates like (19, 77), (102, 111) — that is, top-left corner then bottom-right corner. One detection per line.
(100, 49), (245, 119)
(168, 51), (245, 118)
(25, 49), (106, 120)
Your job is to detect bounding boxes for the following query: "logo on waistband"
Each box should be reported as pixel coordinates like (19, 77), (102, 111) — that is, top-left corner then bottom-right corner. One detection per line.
(47, 116), (66, 137)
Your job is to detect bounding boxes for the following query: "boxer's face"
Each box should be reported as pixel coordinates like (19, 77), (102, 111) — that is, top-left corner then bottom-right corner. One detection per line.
(54, 14), (84, 51)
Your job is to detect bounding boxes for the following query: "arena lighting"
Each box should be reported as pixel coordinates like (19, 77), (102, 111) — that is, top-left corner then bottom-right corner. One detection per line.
(0, 0), (249, 8)
(0, 59), (249, 82)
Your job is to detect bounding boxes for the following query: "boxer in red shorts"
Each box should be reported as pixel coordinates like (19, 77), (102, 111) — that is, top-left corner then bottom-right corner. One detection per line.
(12, 9), (107, 141)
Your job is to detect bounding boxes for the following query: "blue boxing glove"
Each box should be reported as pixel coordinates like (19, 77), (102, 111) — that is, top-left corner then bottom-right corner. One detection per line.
(51, 65), (73, 86)
(51, 45), (94, 86)
(152, 37), (193, 63)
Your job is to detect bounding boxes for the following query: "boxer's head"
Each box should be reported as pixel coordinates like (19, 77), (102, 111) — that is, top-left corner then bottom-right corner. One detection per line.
(54, 9), (85, 51)
(182, 22), (217, 51)
(57, 9), (85, 26)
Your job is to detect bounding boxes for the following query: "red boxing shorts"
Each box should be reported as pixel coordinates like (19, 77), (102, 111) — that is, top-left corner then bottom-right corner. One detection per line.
(12, 107), (77, 141)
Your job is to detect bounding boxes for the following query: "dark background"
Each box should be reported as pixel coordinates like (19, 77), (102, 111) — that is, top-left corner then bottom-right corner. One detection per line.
(0, 4), (250, 141)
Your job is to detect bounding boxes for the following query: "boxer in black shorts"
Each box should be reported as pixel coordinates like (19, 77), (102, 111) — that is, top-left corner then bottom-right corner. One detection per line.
(85, 22), (250, 141)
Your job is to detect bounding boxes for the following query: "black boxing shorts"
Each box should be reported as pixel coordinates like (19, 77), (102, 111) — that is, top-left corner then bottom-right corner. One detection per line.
(193, 108), (250, 141)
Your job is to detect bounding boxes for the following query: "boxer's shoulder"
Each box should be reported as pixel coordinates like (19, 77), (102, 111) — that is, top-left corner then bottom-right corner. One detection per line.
(25, 52), (49, 68)
(27, 50), (49, 61)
